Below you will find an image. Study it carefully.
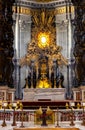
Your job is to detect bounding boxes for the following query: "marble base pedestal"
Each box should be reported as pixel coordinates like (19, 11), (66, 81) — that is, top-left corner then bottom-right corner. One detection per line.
(0, 86), (15, 101)
(72, 86), (85, 101)
(23, 88), (66, 101)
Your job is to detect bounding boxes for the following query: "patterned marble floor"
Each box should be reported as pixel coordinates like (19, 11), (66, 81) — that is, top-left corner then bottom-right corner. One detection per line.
(0, 121), (84, 130)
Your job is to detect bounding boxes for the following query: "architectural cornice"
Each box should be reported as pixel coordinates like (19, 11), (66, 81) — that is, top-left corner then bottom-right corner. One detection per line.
(13, 5), (74, 15)
(35, 0), (53, 2)
(13, 0), (74, 15)
(14, 0), (72, 9)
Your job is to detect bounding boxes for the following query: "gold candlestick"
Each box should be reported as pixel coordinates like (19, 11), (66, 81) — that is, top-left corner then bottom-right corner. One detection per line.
(81, 102), (85, 126)
(11, 103), (17, 126)
(20, 103), (25, 127)
(65, 102), (69, 109)
(55, 108), (60, 127)
(1, 102), (8, 127)
(70, 102), (75, 126)
(70, 108), (75, 126)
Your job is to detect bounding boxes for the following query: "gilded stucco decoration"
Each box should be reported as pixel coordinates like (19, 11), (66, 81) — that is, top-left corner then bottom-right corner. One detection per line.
(20, 8), (68, 67)
(31, 8), (56, 49)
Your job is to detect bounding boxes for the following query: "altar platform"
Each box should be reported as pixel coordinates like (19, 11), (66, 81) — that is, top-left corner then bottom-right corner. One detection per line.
(13, 127), (79, 130)
(20, 100), (81, 109)
(21, 100), (68, 109)
(0, 120), (84, 130)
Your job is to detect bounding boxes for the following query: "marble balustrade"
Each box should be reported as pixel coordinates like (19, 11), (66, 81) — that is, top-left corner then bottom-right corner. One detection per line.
(0, 109), (84, 123)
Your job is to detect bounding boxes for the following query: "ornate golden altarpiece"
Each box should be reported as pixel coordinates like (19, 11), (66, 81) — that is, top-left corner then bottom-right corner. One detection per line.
(20, 8), (68, 101)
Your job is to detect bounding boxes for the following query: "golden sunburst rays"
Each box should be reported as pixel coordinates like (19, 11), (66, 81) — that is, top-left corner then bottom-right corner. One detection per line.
(37, 32), (50, 48)
(32, 27), (55, 49)
(31, 9), (55, 28)
(31, 8), (56, 49)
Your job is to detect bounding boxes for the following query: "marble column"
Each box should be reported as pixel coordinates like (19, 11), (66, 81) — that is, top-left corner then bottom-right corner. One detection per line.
(0, 0), (15, 87)
(71, 0), (85, 86)
(65, 0), (73, 98)
(0, 0), (6, 85)
(14, 3), (22, 99)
